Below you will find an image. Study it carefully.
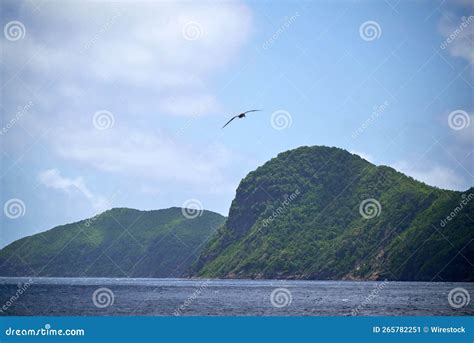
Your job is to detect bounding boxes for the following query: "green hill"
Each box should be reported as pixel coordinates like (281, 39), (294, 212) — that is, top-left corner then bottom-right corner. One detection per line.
(1, 146), (472, 281)
(0, 207), (225, 277)
(194, 146), (473, 281)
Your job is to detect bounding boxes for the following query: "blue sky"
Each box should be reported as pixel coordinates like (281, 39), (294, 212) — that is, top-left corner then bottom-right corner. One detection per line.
(1, 0), (473, 247)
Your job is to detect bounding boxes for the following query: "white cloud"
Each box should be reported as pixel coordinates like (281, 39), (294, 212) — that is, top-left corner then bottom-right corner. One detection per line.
(438, 13), (474, 63)
(452, 112), (474, 146)
(38, 169), (110, 210)
(391, 161), (467, 191)
(50, 128), (239, 191)
(158, 94), (221, 117)
(3, 0), (252, 117)
(2, 0), (253, 201)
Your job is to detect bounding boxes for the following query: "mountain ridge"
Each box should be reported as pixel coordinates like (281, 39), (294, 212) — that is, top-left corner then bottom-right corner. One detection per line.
(0, 207), (225, 277)
(1, 146), (472, 281)
(193, 145), (473, 281)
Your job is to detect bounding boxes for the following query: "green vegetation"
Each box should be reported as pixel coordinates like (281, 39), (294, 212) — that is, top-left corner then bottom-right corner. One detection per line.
(194, 146), (473, 281)
(1, 146), (471, 281)
(0, 207), (225, 277)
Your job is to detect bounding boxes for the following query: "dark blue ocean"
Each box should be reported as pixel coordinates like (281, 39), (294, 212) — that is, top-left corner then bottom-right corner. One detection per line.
(0, 278), (472, 316)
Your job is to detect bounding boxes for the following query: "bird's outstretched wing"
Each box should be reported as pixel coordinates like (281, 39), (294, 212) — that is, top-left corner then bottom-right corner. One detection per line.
(222, 115), (238, 128)
(244, 109), (262, 114)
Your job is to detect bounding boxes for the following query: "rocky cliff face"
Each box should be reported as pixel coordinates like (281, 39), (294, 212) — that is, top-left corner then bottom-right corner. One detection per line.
(195, 146), (473, 281)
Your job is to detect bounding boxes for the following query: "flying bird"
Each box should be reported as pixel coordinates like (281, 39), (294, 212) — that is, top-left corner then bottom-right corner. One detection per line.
(222, 110), (262, 129)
